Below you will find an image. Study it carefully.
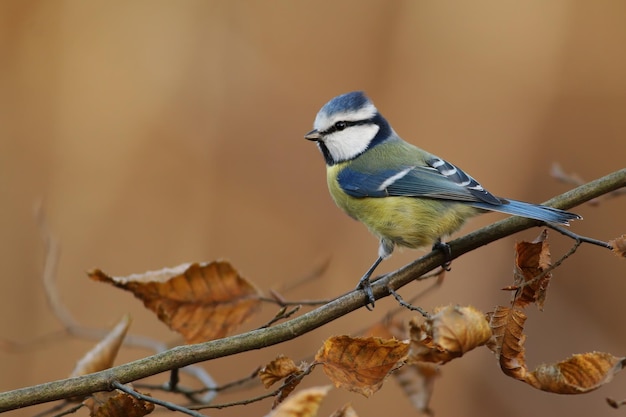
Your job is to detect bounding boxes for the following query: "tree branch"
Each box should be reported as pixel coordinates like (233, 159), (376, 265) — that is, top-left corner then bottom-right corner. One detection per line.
(1, 168), (624, 413)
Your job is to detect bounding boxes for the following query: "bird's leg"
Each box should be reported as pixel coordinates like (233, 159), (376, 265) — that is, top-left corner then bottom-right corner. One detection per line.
(356, 239), (394, 310)
(356, 256), (384, 310)
(432, 238), (452, 271)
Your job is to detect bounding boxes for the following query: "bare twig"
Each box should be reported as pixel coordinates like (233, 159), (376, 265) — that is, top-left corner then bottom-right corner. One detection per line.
(191, 363), (315, 410)
(112, 381), (207, 417)
(387, 287), (430, 318)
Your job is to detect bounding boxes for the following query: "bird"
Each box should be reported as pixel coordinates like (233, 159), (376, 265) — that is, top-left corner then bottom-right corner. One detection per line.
(304, 91), (581, 309)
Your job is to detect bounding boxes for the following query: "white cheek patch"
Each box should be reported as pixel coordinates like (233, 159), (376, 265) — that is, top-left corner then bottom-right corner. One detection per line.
(323, 124), (380, 162)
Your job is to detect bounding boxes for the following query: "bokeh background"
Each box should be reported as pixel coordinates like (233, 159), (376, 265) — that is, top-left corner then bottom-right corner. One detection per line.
(1, 1), (625, 416)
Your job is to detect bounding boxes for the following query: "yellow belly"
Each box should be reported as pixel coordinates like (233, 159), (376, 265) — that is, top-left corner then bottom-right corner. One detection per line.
(327, 166), (479, 248)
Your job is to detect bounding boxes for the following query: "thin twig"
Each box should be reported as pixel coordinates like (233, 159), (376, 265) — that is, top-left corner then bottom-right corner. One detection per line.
(546, 224), (613, 250)
(112, 381), (208, 417)
(191, 363), (315, 410)
(258, 296), (330, 307)
(31, 400), (82, 417)
(387, 287), (430, 318)
(258, 306), (302, 329)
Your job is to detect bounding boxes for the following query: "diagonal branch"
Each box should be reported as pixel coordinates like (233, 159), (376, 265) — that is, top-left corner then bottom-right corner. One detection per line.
(0, 168), (624, 413)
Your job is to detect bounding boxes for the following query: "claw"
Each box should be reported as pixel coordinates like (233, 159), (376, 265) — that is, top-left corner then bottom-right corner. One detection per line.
(432, 240), (452, 271)
(357, 278), (376, 311)
(356, 255), (384, 310)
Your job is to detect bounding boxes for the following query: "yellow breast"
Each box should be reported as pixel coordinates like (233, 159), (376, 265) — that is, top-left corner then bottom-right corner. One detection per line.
(326, 164), (478, 249)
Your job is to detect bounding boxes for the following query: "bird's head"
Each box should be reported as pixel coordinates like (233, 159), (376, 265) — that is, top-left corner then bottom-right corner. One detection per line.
(305, 91), (391, 165)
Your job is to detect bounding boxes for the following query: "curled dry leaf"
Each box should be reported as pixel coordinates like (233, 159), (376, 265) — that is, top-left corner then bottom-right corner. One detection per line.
(260, 355), (302, 388)
(486, 306), (528, 380)
(393, 362), (439, 416)
(83, 386), (154, 417)
(315, 336), (409, 398)
(265, 385), (332, 417)
(487, 306), (626, 393)
(89, 261), (261, 343)
(409, 305), (491, 365)
(529, 352), (626, 394)
(260, 355), (306, 407)
(367, 318), (438, 413)
(608, 234), (626, 258)
(70, 314), (132, 378)
(513, 230), (552, 310)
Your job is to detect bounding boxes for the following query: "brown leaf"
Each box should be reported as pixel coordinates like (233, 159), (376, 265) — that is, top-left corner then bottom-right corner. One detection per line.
(70, 314), (132, 377)
(260, 355), (302, 388)
(260, 355), (306, 407)
(487, 307), (626, 393)
(486, 306), (528, 380)
(265, 386), (332, 417)
(608, 234), (626, 258)
(393, 362), (439, 415)
(315, 336), (409, 397)
(329, 403), (359, 417)
(528, 352), (626, 394)
(409, 305), (492, 364)
(83, 387), (154, 417)
(513, 230), (552, 309)
(89, 261), (261, 343)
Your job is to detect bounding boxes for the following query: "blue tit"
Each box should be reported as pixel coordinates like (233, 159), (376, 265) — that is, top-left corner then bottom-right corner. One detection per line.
(304, 91), (580, 308)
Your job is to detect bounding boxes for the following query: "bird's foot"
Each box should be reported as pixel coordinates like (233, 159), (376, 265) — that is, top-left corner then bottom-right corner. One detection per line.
(356, 277), (376, 311)
(432, 240), (452, 271)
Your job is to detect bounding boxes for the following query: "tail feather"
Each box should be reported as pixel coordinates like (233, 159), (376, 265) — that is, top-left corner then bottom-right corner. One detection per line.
(470, 199), (581, 225)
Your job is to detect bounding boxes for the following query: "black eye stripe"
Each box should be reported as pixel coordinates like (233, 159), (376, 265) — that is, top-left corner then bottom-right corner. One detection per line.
(322, 119), (373, 135)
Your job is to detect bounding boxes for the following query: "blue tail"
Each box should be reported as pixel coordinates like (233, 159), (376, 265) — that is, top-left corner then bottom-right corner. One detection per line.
(470, 199), (581, 225)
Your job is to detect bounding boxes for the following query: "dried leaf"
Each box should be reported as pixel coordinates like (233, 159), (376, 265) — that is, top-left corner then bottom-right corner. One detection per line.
(70, 314), (132, 377)
(89, 261), (261, 343)
(513, 230), (552, 309)
(329, 403), (359, 417)
(260, 355), (302, 388)
(393, 362), (439, 416)
(409, 305), (491, 364)
(83, 387), (154, 417)
(608, 234), (626, 258)
(260, 355), (306, 407)
(486, 306), (528, 380)
(528, 352), (626, 394)
(265, 386), (332, 417)
(487, 306), (626, 393)
(315, 336), (409, 397)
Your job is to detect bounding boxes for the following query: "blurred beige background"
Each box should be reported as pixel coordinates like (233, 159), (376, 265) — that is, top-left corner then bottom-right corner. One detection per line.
(1, 1), (625, 416)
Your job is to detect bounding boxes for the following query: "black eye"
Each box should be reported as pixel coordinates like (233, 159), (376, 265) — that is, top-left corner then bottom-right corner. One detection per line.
(335, 121), (347, 131)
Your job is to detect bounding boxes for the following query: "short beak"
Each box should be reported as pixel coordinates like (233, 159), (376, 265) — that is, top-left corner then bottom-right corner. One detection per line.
(304, 129), (321, 141)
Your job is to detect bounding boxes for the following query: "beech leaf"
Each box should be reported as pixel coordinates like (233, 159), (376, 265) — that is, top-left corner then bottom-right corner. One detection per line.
(315, 336), (409, 397)
(70, 314), (132, 378)
(513, 230), (552, 310)
(608, 234), (626, 258)
(260, 355), (306, 407)
(89, 261), (261, 343)
(265, 386), (332, 417)
(83, 386), (154, 417)
(529, 352), (626, 394)
(409, 305), (492, 364)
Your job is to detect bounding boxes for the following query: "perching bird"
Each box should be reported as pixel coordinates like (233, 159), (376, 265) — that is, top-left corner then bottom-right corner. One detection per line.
(304, 91), (580, 308)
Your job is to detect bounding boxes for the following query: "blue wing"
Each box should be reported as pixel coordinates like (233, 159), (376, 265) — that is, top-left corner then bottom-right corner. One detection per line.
(338, 156), (503, 205)
(336, 157), (581, 225)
